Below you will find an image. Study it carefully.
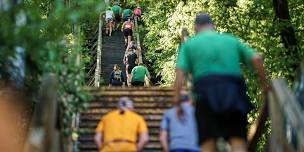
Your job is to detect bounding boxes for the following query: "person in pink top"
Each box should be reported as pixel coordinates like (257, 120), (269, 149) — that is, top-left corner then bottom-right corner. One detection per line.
(133, 7), (142, 23)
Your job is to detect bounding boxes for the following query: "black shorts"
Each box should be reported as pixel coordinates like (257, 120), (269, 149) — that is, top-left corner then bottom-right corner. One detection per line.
(114, 14), (121, 22)
(123, 28), (133, 37)
(123, 17), (129, 22)
(106, 18), (113, 23)
(127, 65), (135, 74)
(195, 100), (248, 145)
(131, 81), (144, 86)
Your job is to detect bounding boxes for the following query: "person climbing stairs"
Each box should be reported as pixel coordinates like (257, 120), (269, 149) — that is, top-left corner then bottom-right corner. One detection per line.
(78, 87), (173, 151)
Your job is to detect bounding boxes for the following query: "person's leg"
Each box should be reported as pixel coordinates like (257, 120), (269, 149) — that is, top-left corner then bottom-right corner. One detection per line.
(112, 19), (116, 31)
(105, 21), (109, 35)
(229, 137), (247, 152)
(221, 111), (248, 152)
(127, 65), (133, 86)
(123, 30), (128, 45)
(127, 74), (132, 86)
(127, 35), (132, 45)
(201, 139), (217, 152)
(195, 96), (219, 152)
(109, 20), (113, 36)
(125, 65), (129, 86)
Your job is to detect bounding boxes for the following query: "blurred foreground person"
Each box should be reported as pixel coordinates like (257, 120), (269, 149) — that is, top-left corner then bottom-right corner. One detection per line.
(109, 64), (125, 87)
(0, 83), (30, 152)
(94, 97), (149, 152)
(160, 91), (200, 152)
(174, 13), (268, 152)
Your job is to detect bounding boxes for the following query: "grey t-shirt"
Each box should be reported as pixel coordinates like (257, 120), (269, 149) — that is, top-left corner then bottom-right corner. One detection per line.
(160, 103), (200, 151)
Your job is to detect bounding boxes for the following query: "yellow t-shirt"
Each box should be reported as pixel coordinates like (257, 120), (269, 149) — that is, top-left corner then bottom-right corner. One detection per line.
(96, 110), (148, 152)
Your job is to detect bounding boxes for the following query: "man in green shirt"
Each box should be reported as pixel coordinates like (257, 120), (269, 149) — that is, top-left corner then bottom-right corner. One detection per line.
(131, 63), (150, 87)
(112, 4), (122, 20)
(122, 8), (133, 22)
(111, 3), (122, 29)
(174, 13), (269, 152)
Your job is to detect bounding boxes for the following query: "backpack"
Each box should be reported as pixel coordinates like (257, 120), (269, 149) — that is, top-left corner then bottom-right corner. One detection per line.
(113, 70), (122, 82)
(127, 51), (137, 65)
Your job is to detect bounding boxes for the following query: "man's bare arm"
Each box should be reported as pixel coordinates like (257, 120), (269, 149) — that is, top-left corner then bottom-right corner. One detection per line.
(94, 132), (103, 150)
(137, 132), (149, 152)
(121, 22), (125, 31)
(123, 45), (130, 63)
(252, 55), (269, 94)
(174, 68), (186, 105)
(159, 130), (169, 152)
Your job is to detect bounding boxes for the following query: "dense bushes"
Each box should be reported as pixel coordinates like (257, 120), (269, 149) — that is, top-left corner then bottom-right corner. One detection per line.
(0, 0), (104, 139)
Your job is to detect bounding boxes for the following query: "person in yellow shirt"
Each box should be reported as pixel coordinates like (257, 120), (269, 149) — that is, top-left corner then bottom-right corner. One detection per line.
(94, 97), (149, 152)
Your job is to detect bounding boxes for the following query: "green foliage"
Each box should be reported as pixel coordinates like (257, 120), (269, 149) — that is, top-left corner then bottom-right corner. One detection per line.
(0, 0), (105, 138)
(142, 0), (304, 150)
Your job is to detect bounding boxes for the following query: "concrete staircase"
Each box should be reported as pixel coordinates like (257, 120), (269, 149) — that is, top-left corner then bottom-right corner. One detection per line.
(78, 87), (174, 152)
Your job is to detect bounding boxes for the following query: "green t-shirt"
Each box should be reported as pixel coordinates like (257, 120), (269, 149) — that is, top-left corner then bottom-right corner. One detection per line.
(131, 65), (150, 82)
(176, 30), (256, 81)
(112, 5), (121, 15)
(122, 9), (132, 18)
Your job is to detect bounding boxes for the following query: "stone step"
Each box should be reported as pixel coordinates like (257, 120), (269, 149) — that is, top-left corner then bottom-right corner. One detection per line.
(79, 121), (161, 129)
(79, 127), (161, 135)
(82, 109), (166, 115)
(78, 142), (162, 151)
(80, 114), (163, 122)
(88, 87), (174, 92)
(79, 135), (160, 143)
(88, 98), (172, 109)
(91, 91), (174, 96)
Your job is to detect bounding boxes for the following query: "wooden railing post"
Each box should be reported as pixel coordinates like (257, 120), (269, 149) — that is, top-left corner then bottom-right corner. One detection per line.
(249, 79), (304, 152)
(24, 74), (59, 152)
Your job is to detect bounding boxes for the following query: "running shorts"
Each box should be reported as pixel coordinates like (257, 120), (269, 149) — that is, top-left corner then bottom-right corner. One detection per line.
(123, 28), (133, 37)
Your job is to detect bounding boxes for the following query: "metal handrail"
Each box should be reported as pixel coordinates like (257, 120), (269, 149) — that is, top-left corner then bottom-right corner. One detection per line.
(93, 12), (103, 87)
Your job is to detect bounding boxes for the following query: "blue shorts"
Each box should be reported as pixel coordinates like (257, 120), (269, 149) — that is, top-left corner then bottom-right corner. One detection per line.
(193, 75), (253, 114)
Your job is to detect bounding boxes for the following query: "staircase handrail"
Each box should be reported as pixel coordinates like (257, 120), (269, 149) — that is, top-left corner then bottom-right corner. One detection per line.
(133, 13), (150, 86)
(94, 12), (103, 87)
(248, 79), (304, 151)
(269, 79), (304, 151)
(134, 16), (142, 64)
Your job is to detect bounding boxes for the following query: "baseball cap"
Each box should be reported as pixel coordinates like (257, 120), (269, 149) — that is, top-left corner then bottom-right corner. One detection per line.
(118, 97), (134, 109)
(195, 13), (213, 25)
(180, 94), (190, 102)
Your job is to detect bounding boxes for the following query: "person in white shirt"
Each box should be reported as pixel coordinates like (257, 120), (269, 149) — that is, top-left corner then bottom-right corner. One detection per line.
(105, 7), (114, 36)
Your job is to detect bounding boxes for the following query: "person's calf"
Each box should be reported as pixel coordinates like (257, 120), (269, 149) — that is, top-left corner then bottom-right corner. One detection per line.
(229, 137), (247, 152)
(201, 139), (217, 152)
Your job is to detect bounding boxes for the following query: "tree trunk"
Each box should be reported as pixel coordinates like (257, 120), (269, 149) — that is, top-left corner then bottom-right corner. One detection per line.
(273, 0), (298, 49)
(272, 0), (301, 79)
